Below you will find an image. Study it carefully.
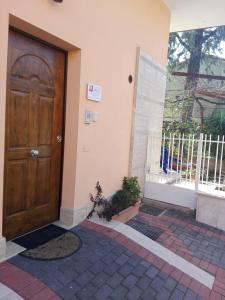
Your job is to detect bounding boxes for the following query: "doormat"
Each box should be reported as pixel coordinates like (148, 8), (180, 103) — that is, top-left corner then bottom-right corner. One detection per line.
(126, 216), (164, 241)
(13, 225), (81, 261)
(140, 204), (165, 216)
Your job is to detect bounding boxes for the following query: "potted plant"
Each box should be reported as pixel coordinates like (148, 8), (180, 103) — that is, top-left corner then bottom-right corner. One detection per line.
(111, 177), (142, 222)
(87, 177), (142, 223)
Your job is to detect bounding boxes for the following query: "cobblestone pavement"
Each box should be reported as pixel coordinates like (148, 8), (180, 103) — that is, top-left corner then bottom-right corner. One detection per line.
(0, 215), (224, 299)
(136, 209), (225, 299)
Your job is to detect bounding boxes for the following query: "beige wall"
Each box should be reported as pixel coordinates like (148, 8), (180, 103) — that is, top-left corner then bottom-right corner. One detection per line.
(0, 0), (170, 233)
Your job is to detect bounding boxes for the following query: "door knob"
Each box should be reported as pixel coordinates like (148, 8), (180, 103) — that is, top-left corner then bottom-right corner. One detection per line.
(57, 135), (62, 143)
(30, 149), (39, 157)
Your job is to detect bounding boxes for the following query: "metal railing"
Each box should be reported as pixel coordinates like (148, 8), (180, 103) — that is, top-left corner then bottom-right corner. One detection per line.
(146, 133), (225, 193)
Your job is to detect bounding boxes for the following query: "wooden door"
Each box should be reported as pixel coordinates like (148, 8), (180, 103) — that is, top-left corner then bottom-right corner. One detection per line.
(3, 30), (66, 239)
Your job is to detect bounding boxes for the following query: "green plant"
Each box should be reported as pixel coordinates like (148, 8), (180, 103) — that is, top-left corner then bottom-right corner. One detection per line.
(203, 110), (225, 139)
(87, 177), (141, 222)
(122, 177), (141, 205)
(110, 176), (141, 216)
(163, 120), (200, 136)
(203, 110), (225, 159)
(110, 190), (131, 215)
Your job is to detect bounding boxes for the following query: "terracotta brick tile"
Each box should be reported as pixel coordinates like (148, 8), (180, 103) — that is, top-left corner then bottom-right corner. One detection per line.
(214, 280), (225, 290)
(0, 264), (36, 293)
(80, 220), (91, 227)
(146, 253), (156, 264)
(200, 260), (210, 271)
(162, 263), (174, 275)
(31, 288), (58, 300)
(216, 269), (225, 283)
(131, 243), (143, 254)
(154, 257), (165, 269)
(0, 262), (13, 270)
(208, 264), (218, 275)
(49, 296), (62, 300)
(199, 285), (211, 300)
(114, 233), (125, 243)
(191, 257), (201, 266)
(132, 245), (144, 255)
(210, 291), (222, 300)
(184, 253), (193, 262)
(189, 279), (201, 294)
(107, 230), (120, 239)
(171, 268), (183, 281)
(4, 275), (35, 293)
(19, 280), (46, 298)
(213, 286), (225, 297)
(179, 274), (192, 287)
(0, 267), (21, 280)
(138, 248), (149, 259)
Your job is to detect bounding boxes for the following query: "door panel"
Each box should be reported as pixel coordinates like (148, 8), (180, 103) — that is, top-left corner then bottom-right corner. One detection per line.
(6, 160), (28, 215)
(9, 91), (29, 147)
(3, 30), (66, 239)
(39, 98), (54, 145)
(34, 158), (51, 206)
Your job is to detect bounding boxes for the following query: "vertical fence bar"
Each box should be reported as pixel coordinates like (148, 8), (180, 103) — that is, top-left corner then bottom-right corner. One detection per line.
(201, 134), (207, 183)
(195, 133), (204, 191)
(214, 135), (220, 185)
(206, 134), (212, 184)
(180, 133), (184, 182)
(186, 135), (191, 182)
(177, 134), (181, 176)
(218, 135), (224, 187)
(162, 133), (165, 173)
(168, 133), (171, 176)
(171, 134), (175, 171)
(189, 134), (195, 182)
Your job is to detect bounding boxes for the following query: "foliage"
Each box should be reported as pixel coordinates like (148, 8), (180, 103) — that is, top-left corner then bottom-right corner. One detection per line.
(168, 27), (225, 72)
(122, 177), (141, 205)
(167, 26), (225, 122)
(111, 177), (141, 215)
(110, 190), (131, 215)
(203, 110), (225, 158)
(87, 177), (141, 222)
(163, 120), (200, 136)
(203, 110), (225, 139)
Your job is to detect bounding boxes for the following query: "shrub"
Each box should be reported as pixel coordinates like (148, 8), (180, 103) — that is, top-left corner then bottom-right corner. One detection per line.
(87, 177), (141, 222)
(110, 176), (141, 216)
(122, 176), (141, 205)
(110, 190), (131, 215)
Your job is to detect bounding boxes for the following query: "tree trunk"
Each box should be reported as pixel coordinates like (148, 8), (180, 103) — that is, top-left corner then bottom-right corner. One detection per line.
(182, 29), (204, 122)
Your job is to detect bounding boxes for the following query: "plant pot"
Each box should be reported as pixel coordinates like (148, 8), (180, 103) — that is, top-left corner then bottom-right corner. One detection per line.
(112, 200), (141, 223)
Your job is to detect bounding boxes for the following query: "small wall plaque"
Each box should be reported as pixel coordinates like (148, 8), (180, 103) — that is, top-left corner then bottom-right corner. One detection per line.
(87, 83), (102, 102)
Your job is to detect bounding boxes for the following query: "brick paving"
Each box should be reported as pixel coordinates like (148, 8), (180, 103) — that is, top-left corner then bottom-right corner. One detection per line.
(0, 212), (224, 299)
(135, 209), (225, 299)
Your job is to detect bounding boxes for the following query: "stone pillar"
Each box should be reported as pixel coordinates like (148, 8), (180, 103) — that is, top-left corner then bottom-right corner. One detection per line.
(129, 48), (166, 190)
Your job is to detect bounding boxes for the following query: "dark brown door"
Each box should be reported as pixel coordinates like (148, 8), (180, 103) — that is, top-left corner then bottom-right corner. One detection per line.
(3, 30), (65, 239)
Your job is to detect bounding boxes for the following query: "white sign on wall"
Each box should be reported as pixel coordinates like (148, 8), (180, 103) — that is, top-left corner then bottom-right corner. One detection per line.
(87, 83), (102, 102)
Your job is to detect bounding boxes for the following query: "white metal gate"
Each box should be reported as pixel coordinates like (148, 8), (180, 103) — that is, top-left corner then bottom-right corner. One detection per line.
(144, 133), (225, 209)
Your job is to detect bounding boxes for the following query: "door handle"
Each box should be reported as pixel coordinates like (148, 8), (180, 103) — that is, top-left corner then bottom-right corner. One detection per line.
(30, 149), (39, 157)
(57, 135), (63, 143)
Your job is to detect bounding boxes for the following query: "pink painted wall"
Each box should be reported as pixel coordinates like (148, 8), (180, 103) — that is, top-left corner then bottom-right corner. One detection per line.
(0, 0), (170, 232)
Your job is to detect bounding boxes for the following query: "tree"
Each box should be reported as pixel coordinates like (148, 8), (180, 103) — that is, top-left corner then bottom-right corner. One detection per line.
(168, 27), (225, 122)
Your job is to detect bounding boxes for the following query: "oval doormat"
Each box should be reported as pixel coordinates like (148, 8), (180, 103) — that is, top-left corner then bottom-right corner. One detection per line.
(20, 231), (81, 261)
